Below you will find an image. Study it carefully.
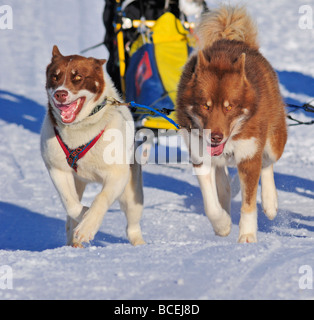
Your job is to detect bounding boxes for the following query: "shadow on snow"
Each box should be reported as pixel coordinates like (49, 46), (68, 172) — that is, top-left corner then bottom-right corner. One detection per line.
(143, 169), (314, 238)
(277, 70), (314, 120)
(0, 90), (46, 134)
(277, 70), (314, 108)
(0, 201), (128, 252)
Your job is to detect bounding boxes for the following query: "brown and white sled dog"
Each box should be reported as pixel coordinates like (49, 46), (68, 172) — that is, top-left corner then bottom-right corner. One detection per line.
(41, 46), (145, 247)
(176, 6), (287, 243)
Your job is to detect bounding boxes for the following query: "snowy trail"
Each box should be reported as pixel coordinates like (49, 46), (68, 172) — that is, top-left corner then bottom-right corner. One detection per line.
(0, 0), (314, 300)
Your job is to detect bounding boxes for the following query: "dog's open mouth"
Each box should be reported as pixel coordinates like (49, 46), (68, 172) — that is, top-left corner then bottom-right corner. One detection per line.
(54, 97), (86, 123)
(207, 142), (226, 157)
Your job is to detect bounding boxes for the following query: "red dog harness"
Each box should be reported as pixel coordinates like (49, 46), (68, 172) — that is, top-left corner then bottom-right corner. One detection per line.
(54, 127), (105, 172)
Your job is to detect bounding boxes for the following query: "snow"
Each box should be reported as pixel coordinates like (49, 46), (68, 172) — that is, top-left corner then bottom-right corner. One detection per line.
(0, 0), (314, 300)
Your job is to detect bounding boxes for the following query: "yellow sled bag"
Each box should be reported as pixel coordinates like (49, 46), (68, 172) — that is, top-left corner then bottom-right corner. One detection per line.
(125, 12), (193, 129)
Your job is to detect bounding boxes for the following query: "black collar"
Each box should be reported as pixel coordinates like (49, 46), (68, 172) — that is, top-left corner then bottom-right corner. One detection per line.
(89, 98), (108, 117)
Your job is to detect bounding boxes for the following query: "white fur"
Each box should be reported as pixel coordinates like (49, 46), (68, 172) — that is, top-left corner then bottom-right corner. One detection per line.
(263, 138), (278, 167)
(186, 111), (278, 243)
(209, 137), (258, 167)
(238, 210), (257, 243)
(41, 68), (145, 247)
(231, 137), (258, 163)
(191, 135), (260, 242)
(261, 164), (278, 220)
(195, 165), (231, 236)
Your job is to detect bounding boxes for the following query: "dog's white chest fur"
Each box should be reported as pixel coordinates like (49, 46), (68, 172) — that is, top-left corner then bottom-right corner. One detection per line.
(212, 137), (258, 167)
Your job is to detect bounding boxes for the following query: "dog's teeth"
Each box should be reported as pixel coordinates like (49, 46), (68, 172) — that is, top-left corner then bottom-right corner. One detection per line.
(74, 99), (80, 111)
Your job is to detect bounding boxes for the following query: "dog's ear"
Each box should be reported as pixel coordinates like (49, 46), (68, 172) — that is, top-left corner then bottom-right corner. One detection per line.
(233, 53), (247, 81)
(98, 59), (107, 65)
(197, 50), (210, 69)
(91, 58), (107, 72)
(52, 45), (63, 59)
(89, 57), (107, 66)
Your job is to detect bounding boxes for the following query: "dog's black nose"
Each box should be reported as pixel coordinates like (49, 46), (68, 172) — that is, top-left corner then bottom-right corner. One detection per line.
(211, 132), (223, 144)
(54, 90), (68, 103)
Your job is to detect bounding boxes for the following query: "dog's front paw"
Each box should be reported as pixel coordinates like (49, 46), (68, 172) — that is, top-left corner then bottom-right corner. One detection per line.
(130, 237), (146, 246)
(262, 199), (278, 220)
(263, 206), (277, 221)
(262, 190), (278, 220)
(211, 210), (232, 237)
(238, 210), (257, 243)
(72, 242), (84, 248)
(238, 233), (257, 243)
(127, 226), (146, 246)
(73, 220), (96, 246)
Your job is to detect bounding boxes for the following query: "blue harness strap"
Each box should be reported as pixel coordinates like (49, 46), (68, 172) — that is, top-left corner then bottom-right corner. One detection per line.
(129, 101), (181, 130)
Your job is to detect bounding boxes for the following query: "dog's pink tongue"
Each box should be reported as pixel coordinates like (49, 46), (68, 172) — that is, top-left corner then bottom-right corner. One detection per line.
(207, 143), (225, 156)
(57, 101), (78, 123)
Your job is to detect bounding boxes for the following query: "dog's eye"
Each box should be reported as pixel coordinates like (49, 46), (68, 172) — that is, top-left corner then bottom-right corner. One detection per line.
(224, 101), (233, 111)
(73, 74), (83, 81)
(52, 75), (58, 81)
(225, 104), (233, 111)
(202, 100), (212, 111)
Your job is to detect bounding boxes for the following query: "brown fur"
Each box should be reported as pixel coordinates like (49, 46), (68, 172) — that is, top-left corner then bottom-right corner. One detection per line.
(46, 46), (106, 108)
(177, 39), (286, 149)
(176, 6), (287, 242)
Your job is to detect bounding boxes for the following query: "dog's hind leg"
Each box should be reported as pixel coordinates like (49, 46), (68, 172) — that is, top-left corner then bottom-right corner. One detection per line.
(119, 162), (145, 246)
(261, 164), (278, 220)
(216, 166), (231, 215)
(195, 164), (232, 237)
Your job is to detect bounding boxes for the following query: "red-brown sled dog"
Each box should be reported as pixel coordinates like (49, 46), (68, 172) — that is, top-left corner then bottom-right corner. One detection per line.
(176, 5), (287, 242)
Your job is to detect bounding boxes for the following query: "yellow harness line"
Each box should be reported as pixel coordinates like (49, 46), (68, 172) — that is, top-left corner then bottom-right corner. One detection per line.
(130, 20), (195, 30)
(115, 0), (126, 97)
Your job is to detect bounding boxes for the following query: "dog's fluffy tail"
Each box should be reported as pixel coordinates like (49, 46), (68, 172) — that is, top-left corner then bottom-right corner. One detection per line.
(196, 5), (259, 50)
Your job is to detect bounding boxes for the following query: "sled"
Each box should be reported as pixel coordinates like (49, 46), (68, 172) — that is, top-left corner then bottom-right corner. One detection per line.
(112, 0), (197, 130)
